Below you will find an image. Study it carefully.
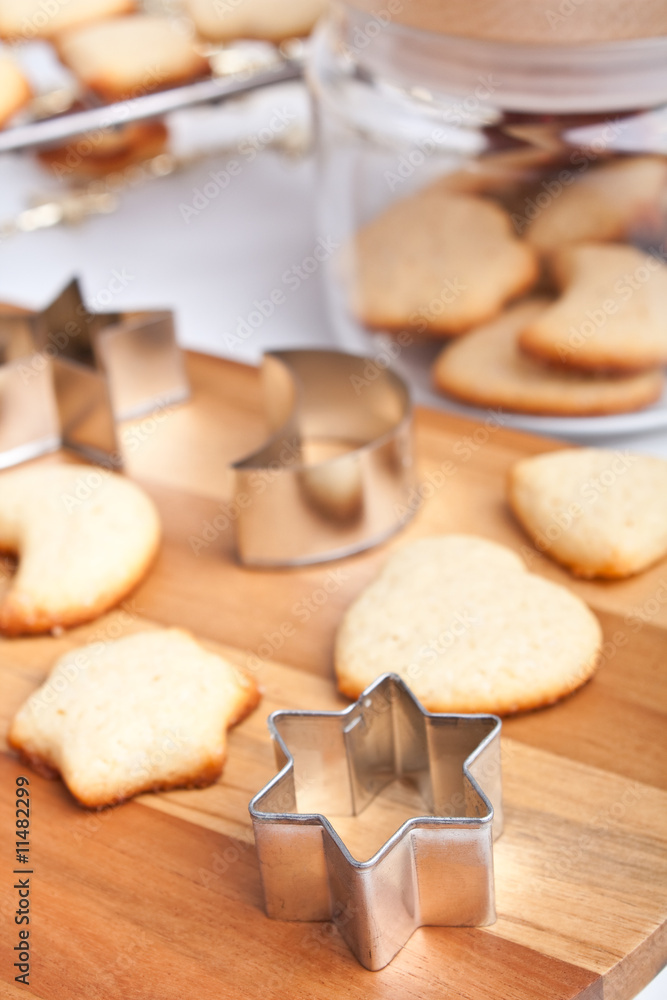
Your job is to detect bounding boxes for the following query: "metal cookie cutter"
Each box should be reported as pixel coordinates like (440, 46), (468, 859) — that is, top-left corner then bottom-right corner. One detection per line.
(0, 277), (189, 470)
(231, 349), (414, 566)
(249, 673), (503, 971)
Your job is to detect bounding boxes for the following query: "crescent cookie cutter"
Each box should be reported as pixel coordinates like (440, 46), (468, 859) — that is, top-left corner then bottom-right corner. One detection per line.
(249, 673), (503, 971)
(230, 349), (414, 566)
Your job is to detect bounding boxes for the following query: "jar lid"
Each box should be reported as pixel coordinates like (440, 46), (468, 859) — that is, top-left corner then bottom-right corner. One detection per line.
(346, 0), (667, 43)
(332, 5), (667, 113)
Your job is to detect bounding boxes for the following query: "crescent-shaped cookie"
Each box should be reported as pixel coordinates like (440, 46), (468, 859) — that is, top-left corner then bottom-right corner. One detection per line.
(0, 463), (161, 636)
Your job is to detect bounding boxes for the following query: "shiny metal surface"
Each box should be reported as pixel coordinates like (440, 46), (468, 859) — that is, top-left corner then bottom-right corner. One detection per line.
(0, 311), (59, 467)
(231, 349), (415, 566)
(96, 310), (189, 420)
(249, 673), (503, 971)
(0, 57), (304, 154)
(0, 278), (189, 469)
(51, 356), (120, 469)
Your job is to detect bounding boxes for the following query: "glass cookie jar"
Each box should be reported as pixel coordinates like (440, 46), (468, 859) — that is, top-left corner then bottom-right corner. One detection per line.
(307, 0), (667, 408)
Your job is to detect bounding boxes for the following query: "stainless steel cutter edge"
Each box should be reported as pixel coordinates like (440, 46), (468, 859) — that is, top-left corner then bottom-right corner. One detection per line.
(249, 673), (503, 970)
(0, 56), (304, 154)
(230, 349), (415, 567)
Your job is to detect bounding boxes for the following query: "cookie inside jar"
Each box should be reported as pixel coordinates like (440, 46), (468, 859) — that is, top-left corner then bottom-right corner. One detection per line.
(309, 1), (667, 416)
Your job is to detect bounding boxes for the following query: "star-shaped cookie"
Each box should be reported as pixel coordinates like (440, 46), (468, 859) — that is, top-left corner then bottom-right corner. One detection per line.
(9, 628), (260, 808)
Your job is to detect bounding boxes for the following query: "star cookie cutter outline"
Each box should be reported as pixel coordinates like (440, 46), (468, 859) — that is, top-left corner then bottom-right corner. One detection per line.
(231, 349), (415, 567)
(0, 277), (189, 470)
(249, 673), (503, 970)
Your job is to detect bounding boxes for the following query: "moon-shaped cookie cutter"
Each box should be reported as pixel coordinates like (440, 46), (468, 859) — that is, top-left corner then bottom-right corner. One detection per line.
(230, 349), (415, 566)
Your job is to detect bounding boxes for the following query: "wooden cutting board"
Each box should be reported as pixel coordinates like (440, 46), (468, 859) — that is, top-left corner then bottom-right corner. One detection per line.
(1, 351), (666, 1000)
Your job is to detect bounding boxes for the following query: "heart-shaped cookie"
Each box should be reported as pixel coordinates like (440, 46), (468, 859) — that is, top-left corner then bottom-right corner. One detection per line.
(509, 448), (667, 579)
(352, 189), (538, 336)
(335, 535), (602, 714)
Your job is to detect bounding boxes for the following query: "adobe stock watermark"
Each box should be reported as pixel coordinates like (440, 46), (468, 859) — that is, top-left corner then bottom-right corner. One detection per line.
(31, 600), (145, 714)
(510, 119), (626, 235)
(179, 108), (297, 223)
(56, 398), (175, 505)
(70, 727), (190, 847)
(394, 409), (506, 519)
(544, 782), (645, 880)
(545, 0), (588, 30)
(404, 611), (479, 683)
(351, 276), (468, 395)
(591, 575), (667, 673)
(341, 0), (405, 55)
(189, 438), (301, 555)
(17, 268), (134, 385)
(224, 236), (340, 350)
(245, 567), (350, 675)
(518, 450), (639, 565)
(350, 331), (413, 394)
(384, 75), (500, 191)
(14, 0), (74, 40)
(46, 68), (168, 181)
(556, 245), (666, 363)
(624, 578), (667, 633)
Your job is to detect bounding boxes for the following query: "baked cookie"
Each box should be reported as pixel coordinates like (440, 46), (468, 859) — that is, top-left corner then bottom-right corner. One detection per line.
(0, 463), (160, 636)
(186, 0), (328, 42)
(56, 15), (209, 102)
(8, 628), (260, 808)
(432, 147), (556, 197)
(38, 121), (169, 179)
(0, 0), (135, 40)
(352, 189), (538, 336)
(519, 243), (667, 372)
(0, 52), (31, 128)
(509, 448), (667, 579)
(335, 535), (602, 715)
(433, 298), (664, 416)
(525, 156), (667, 254)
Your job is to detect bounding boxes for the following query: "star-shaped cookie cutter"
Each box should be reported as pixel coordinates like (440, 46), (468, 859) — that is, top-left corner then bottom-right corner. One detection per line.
(249, 673), (503, 970)
(0, 277), (189, 469)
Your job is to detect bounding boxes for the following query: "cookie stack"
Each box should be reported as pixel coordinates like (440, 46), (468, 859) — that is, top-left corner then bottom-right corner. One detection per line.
(353, 155), (667, 416)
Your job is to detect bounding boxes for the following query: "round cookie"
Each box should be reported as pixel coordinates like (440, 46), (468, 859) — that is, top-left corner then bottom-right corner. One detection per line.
(8, 628), (260, 808)
(509, 448), (667, 579)
(55, 15), (209, 102)
(352, 189), (538, 336)
(0, 0), (135, 41)
(0, 463), (161, 636)
(186, 0), (328, 41)
(432, 298), (664, 415)
(335, 534), (603, 715)
(0, 53), (31, 128)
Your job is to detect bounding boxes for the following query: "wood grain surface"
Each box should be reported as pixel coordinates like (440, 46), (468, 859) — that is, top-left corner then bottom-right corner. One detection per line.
(1, 351), (666, 1000)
